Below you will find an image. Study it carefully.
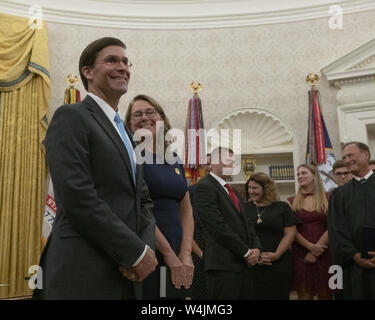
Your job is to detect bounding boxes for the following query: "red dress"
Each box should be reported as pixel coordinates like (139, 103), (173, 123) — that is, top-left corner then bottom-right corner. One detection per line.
(288, 195), (333, 298)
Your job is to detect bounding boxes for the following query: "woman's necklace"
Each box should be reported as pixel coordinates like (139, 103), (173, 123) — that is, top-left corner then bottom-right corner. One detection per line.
(256, 205), (267, 224)
(302, 192), (313, 198)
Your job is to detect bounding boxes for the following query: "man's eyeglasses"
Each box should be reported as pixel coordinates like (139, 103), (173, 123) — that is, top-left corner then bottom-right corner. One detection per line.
(95, 55), (132, 69)
(334, 171), (350, 176)
(131, 109), (157, 121)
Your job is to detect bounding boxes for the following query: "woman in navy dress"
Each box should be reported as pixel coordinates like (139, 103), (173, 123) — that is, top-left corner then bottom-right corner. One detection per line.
(125, 94), (194, 299)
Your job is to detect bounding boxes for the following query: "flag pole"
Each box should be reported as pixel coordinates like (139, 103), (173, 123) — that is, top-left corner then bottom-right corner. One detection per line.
(305, 72), (337, 191)
(306, 72), (319, 89)
(190, 81), (202, 95)
(185, 81), (205, 185)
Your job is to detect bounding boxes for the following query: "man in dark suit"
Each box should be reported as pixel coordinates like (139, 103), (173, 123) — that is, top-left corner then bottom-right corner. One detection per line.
(194, 147), (261, 299)
(35, 37), (157, 299)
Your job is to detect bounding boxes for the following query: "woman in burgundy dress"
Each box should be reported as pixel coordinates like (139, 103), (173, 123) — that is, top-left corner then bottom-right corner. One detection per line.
(287, 164), (333, 300)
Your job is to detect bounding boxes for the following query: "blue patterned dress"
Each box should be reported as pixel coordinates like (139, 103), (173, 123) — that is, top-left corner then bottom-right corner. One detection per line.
(142, 153), (188, 299)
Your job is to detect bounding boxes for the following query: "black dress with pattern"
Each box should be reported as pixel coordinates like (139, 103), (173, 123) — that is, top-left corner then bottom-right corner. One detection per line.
(245, 201), (298, 300)
(142, 153), (188, 299)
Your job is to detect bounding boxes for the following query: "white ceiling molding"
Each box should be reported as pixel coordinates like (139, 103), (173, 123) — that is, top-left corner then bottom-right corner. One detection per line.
(1, 0), (375, 29)
(321, 38), (375, 144)
(321, 38), (375, 87)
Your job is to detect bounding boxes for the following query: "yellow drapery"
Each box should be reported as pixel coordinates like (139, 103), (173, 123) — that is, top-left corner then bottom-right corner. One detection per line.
(0, 13), (50, 299)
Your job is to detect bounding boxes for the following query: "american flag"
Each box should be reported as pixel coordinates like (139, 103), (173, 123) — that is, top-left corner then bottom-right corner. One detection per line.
(42, 82), (81, 243)
(306, 89), (337, 191)
(184, 91), (206, 185)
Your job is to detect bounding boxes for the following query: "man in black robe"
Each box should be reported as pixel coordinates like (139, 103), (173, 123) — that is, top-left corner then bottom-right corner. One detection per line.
(328, 141), (375, 299)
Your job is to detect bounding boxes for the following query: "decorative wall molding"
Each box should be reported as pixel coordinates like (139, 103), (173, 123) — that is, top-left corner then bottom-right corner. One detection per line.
(349, 54), (375, 70)
(335, 82), (375, 105)
(321, 38), (375, 145)
(337, 102), (375, 143)
(321, 38), (375, 86)
(1, 0), (375, 29)
(211, 108), (295, 154)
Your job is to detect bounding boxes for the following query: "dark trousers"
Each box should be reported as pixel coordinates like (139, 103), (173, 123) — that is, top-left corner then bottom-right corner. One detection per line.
(206, 268), (255, 300)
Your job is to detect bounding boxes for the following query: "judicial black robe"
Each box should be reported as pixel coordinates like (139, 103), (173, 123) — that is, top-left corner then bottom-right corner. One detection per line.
(328, 175), (375, 299)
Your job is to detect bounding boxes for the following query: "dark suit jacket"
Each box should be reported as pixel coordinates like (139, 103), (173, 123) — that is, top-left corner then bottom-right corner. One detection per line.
(38, 95), (155, 299)
(194, 174), (261, 272)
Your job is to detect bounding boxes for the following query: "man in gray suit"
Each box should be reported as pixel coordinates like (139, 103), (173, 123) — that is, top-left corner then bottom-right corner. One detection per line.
(35, 37), (157, 299)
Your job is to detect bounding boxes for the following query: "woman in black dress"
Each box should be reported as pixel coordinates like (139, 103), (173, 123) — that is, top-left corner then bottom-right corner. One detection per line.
(244, 172), (297, 300)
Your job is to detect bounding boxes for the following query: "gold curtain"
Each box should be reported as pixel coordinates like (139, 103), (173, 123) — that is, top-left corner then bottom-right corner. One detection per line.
(0, 13), (50, 299)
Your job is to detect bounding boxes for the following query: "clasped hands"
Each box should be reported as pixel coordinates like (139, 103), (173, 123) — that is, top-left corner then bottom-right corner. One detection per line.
(164, 251), (194, 290)
(353, 251), (375, 269)
(304, 243), (327, 264)
(245, 249), (279, 266)
(119, 248), (194, 288)
(257, 251), (280, 266)
(245, 248), (261, 266)
(119, 247), (158, 282)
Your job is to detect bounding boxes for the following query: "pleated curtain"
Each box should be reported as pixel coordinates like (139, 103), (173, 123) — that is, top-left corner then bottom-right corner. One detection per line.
(0, 12), (50, 299)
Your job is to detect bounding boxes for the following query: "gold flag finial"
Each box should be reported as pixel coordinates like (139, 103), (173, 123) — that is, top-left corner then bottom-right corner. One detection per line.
(306, 73), (320, 88)
(66, 74), (79, 88)
(190, 81), (202, 95)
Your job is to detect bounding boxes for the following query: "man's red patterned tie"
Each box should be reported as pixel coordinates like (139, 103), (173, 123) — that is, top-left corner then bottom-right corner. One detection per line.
(224, 184), (240, 212)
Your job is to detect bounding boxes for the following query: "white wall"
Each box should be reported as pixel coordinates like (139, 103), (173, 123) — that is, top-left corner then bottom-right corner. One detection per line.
(46, 9), (375, 164)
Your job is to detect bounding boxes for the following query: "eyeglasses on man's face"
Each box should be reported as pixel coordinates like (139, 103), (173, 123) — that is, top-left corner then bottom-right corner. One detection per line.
(95, 55), (132, 69)
(130, 109), (157, 121)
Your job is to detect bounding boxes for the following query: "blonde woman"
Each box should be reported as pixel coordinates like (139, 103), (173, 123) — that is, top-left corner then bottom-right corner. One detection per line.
(287, 164), (333, 300)
(245, 172), (297, 300)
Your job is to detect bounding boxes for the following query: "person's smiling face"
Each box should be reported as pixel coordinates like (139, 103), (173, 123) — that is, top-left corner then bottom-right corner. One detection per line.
(129, 99), (162, 138)
(83, 45), (130, 105)
(248, 180), (264, 203)
(343, 143), (370, 177)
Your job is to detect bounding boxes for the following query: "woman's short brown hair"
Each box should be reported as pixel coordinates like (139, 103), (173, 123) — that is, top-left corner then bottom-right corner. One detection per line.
(125, 94), (172, 153)
(125, 94), (171, 132)
(244, 172), (279, 203)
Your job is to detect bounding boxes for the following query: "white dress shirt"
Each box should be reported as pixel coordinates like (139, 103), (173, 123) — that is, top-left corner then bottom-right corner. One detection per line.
(87, 93), (134, 148)
(353, 169), (373, 182)
(209, 172), (229, 194)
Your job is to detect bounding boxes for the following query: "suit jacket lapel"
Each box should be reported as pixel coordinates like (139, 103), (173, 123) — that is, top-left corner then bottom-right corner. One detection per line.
(207, 175), (250, 235)
(124, 125), (142, 187)
(207, 174), (242, 216)
(83, 95), (135, 188)
(238, 198), (251, 243)
(207, 175), (251, 244)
